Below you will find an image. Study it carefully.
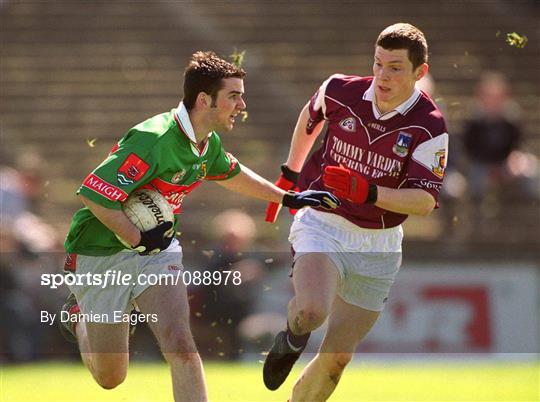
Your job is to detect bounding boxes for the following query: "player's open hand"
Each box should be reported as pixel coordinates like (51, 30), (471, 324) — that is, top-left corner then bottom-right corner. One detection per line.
(134, 221), (174, 256)
(282, 190), (340, 210)
(323, 165), (378, 204)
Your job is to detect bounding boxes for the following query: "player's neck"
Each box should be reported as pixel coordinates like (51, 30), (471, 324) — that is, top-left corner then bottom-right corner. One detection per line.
(375, 89), (414, 114)
(188, 110), (212, 146)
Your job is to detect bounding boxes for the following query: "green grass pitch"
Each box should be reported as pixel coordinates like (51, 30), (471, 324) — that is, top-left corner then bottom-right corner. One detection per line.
(1, 360), (538, 401)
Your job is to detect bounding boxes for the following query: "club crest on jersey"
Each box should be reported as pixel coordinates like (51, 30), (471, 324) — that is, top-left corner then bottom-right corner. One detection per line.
(432, 149), (446, 178)
(117, 153), (150, 185)
(393, 132), (413, 157)
(339, 117), (356, 133)
(171, 169), (186, 183)
(195, 161), (207, 181)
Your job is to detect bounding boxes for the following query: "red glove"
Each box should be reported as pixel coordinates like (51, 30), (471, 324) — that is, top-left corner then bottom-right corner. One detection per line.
(323, 165), (378, 204)
(265, 164), (300, 223)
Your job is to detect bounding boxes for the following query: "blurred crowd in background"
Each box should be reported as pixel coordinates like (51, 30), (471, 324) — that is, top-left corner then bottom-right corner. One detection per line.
(422, 71), (540, 238)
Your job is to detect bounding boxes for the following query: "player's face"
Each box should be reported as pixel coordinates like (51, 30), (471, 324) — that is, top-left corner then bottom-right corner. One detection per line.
(373, 46), (427, 110)
(210, 77), (246, 132)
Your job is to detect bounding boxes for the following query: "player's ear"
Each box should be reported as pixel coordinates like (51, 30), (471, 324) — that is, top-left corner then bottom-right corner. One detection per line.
(415, 63), (429, 81)
(196, 92), (211, 108)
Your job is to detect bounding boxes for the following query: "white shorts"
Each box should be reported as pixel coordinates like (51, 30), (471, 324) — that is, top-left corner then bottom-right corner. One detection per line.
(289, 208), (403, 311)
(67, 239), (183, 323)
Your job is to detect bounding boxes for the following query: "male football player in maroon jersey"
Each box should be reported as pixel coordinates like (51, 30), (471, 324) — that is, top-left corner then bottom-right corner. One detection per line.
(264, 23), (448, 401)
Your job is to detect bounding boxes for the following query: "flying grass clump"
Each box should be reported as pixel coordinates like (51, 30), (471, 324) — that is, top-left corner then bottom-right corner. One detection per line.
(506, 32), (528, 48)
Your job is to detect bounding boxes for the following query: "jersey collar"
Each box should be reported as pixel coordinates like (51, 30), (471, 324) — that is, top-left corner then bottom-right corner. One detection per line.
(174, 102), (210, 157)
(363, 79), (421, 120)
(175, 102), (197, 143)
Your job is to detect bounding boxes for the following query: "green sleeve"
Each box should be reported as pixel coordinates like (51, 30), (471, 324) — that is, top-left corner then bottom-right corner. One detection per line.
(77, 133), (158, 209)
(205, 134), (241, 181)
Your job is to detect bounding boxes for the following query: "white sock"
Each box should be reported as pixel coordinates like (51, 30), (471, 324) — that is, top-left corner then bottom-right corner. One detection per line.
(286, 334), (304, 352)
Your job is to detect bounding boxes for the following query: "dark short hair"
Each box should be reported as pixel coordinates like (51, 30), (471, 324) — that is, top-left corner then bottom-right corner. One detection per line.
(376, 23), (428, 70)
(183, 51), (246, 110)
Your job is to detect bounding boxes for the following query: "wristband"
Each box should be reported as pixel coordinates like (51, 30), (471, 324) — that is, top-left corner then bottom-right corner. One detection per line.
(280, 164), (299, 184)
(366, 184), (378, 204)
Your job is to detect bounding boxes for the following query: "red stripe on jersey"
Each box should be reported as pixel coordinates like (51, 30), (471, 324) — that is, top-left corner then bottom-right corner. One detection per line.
(82, 173), (128, 202)
(145, 177), (200, 193)
(142, 177), (203, 213)
(205, 153), (239, 180)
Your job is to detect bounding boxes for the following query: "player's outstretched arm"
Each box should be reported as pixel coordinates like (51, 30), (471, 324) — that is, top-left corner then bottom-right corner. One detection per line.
(215, 164), (287, 204)
(215, 164), (339, 210)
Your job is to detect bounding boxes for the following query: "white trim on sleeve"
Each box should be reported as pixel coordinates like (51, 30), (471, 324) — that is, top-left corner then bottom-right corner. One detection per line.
(313, 74), (346, 118)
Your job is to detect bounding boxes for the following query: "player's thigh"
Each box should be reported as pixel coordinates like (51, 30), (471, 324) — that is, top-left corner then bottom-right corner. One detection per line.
(82, 322), (130, 372)
(135, 282), (193, 352)
(320, 295), (380, 354)
(293, 252), (340, 313)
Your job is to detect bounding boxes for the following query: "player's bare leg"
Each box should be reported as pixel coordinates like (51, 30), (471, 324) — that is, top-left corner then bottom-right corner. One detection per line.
(263, 253), (339, 390)
(289, 295), (380, 402)
(288, 253), (340, 334)
(136, 282), (207, 402)
(77, 321), (130, 389)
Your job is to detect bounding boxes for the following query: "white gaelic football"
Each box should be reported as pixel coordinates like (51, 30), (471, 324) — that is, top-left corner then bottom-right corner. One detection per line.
(116, 188), (174, 247)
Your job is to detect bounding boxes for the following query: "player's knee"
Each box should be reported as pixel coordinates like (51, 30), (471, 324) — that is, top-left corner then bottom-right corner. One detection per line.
(320, 351), (353, 370)
(94, 370), (126, 390)
(330, 352), (353, 369)
(297, 305), (328, 330)
(164, 351), (201, 366)
(159, 326), (199, 363)
(322, 352), (353, 384)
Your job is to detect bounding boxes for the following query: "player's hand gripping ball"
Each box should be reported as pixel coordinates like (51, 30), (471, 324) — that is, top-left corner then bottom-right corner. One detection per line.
(135, 221), (175, 256)
(116, 188), (175, 255)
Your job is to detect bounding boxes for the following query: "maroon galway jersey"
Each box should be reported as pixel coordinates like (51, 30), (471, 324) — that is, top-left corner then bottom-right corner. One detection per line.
(299, 74), (449, 229)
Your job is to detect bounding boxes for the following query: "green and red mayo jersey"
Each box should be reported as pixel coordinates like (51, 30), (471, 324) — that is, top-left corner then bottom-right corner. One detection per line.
(65, 103), (241, 256)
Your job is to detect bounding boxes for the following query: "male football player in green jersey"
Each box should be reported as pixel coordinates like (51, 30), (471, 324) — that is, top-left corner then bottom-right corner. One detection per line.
(60, 51), (339, 402)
